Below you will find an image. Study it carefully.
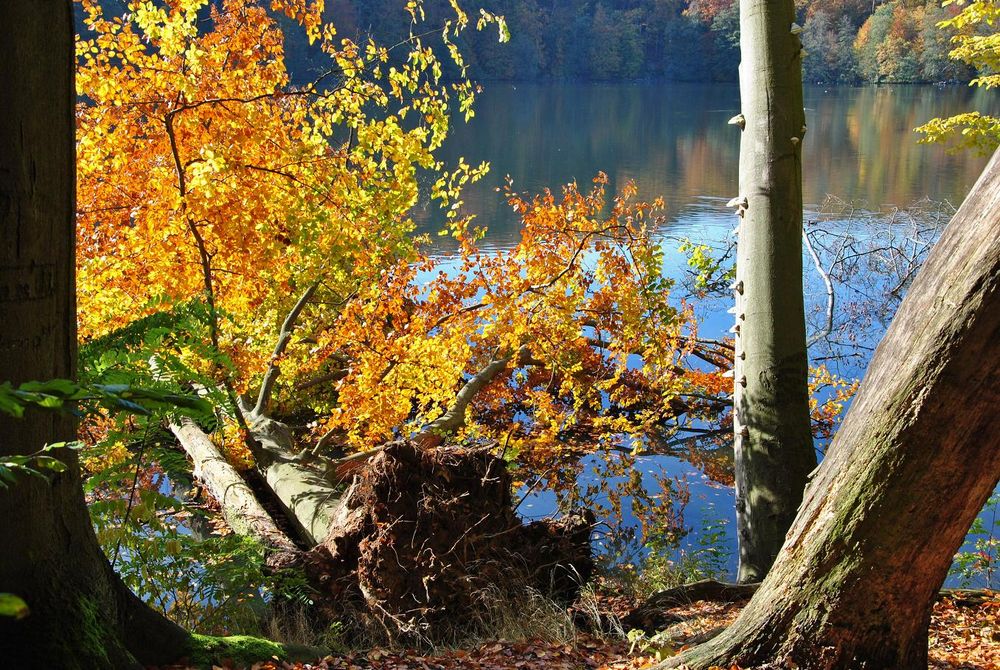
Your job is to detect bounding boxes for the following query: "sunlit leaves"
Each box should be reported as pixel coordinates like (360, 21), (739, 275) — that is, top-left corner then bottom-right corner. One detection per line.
(75, 0), (486, 397)
(0, 594), (29, 620)
(916, 0), (1000, 154)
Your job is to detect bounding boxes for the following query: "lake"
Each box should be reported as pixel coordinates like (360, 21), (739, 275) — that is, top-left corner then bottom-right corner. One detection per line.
(419, 82), (993, 248)
(417, 82), (998, 585)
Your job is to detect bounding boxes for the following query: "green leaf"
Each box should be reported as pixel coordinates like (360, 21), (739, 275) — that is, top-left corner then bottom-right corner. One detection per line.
(110, 397), (151, 415)
(32, 456), (67, 474)
(19, 379), (78, 396)
(0, 593), (29, 619)
(0, 383), (24, 418)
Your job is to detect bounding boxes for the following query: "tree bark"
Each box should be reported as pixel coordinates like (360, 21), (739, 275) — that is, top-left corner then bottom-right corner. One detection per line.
(659, 149), (1000, 669)
(731, 0), (817, 583)
(169, 418), (300, 553)
(0, 3), (190, 666)
(172, 402), (344, 546)
(243, 407), (344, 544)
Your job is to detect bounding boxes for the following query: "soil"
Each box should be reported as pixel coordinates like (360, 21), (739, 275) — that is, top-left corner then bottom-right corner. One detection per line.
(300, 441), (594, 644)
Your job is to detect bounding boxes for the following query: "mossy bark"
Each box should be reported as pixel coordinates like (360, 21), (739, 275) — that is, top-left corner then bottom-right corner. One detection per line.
(186, 634), (325, 669)
(658, 149), (1000, 669)
(0, 4), (189, 667)
(732, 0), (817, 583)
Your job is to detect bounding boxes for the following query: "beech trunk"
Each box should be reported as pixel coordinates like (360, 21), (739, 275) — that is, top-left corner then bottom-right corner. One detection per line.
(660, 149), (1000, 669)
(0, 3), (190, 667)
(731, 0), (817, 582)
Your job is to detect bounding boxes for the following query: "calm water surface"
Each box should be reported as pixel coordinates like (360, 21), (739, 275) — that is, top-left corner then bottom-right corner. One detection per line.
(420, 82), (992, 247)
(419, 83), (997, 583)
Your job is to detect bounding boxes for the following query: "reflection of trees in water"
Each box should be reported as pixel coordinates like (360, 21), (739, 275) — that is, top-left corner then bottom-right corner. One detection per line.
(417, 83), (992, 252)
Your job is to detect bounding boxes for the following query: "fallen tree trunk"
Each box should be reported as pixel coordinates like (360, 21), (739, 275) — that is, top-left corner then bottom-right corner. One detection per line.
(171, 407), (341, 547)
(174, 412), (594, 643)
(170, 417), (300, 554)
(242, 407), (342, 545)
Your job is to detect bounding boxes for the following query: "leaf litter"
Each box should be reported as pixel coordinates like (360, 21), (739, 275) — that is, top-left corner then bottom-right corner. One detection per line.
(156, 591), (999, 670)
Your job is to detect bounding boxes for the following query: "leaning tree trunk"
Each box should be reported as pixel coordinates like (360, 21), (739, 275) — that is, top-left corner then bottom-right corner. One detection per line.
(731, 0), (817, 583)
(0, 3), (190, 667)
(660, 149), (1000, 670)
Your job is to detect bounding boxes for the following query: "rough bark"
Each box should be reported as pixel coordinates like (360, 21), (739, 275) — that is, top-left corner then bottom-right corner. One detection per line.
(658, 149), (1000, 670)
(731, 0), (817, 583)
(0, 4), (189, 666)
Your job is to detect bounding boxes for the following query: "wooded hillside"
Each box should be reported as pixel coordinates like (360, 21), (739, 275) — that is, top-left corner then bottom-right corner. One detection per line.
(295, 0), (976, 83)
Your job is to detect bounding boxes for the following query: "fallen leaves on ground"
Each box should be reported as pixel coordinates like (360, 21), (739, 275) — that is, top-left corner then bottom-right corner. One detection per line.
(156, 591), (1000, 670)
(930, 596), (1000, 669)
(187, 636), (656, 670)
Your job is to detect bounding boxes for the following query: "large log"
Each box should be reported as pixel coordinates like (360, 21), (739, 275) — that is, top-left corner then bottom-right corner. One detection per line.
(243, 409), (342, 545)
(169, 417), (299, 553)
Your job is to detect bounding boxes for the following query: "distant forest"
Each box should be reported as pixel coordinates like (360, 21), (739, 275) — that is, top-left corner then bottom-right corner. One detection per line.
(78, 1), (980, 84)
(293, 0), (978, 84)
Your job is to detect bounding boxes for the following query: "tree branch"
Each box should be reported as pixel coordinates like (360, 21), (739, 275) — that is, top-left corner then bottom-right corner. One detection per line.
(169, 417), (300, 553)
(413, 346), (527, 448)
(253, 281), (320, 417)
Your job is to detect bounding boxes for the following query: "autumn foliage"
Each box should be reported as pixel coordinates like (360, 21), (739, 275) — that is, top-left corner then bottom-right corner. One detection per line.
(74, 0), (751, 552)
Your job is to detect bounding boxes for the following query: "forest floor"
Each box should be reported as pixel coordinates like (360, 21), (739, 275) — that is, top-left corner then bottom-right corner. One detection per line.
(158, 590), (1000, 670)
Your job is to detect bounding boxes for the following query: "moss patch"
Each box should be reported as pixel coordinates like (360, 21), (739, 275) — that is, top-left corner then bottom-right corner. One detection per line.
(187, 633), (324, 668)
(76, 596), (114, 667)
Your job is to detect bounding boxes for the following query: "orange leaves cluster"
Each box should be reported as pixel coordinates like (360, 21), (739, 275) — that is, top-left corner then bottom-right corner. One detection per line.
(75, 0), (726, 527)
(76, 0), (475, 388)
(808, 365), (859, 440)
(316, 176), (695, 463)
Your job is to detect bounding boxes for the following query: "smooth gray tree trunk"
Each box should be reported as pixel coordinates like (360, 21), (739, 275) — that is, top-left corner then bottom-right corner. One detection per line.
(0, 3), (190, 667)
(732, 0), (817, 582)
(659, 149), (1000, 669)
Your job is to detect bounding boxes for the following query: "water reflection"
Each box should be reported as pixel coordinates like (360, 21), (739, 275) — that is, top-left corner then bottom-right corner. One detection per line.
(417, 82), (997, 584)
(417, 82), (995, 250)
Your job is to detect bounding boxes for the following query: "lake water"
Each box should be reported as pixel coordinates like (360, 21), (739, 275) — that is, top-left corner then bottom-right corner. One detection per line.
(417, 82), (998, 585)
(419, 82), (993, 248)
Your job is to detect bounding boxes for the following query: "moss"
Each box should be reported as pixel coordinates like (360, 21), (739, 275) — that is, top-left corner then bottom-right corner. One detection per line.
(187, 633), (325, 668)
(52, 593), (134, 670)
(76, 596), (114, 667)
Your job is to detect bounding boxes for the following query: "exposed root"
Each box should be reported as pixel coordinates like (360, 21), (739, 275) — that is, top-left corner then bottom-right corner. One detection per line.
(302, 441), (594, 645)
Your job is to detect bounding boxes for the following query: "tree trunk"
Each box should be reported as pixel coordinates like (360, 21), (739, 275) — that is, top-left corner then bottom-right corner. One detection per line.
(244, 408), (343, 544)
(170, 418), (300, 553)
(732, 0), (817, 582)
(0, 3), (190, 667)
(660, 148), (1000, 670)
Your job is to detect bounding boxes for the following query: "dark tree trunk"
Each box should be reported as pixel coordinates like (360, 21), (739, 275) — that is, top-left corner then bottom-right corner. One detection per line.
(0, 3), (189, 667)
(732, 0), (817, 582)
(660, 149), (1000, 669)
